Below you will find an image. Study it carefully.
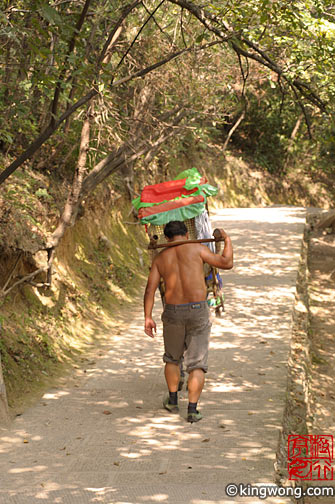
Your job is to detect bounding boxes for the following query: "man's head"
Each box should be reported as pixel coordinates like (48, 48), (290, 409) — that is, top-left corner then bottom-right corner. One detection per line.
(164, 220), (188, 240)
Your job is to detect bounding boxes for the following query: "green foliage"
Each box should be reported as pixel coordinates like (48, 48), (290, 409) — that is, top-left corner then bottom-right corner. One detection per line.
(112, 264), (135, 288)
(0, 0), (334, 226)
(229, 89), (298, 174)
(35, 188), (52, 201)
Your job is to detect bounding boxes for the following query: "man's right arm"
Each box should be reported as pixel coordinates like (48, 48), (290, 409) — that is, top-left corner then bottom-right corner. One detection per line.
(199, 229), (233, 270)
(143, 259), (161, 337)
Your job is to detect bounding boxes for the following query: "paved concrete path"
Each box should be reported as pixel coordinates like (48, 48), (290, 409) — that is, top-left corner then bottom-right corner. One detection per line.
(0, 207), (306, 504)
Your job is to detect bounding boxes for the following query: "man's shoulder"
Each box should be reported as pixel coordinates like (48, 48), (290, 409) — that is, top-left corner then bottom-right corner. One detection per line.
(153, 248), (169, 265)
(156, 243), (206, 259)
(197, 243), (213, 254)
(156, 247), (169, 259)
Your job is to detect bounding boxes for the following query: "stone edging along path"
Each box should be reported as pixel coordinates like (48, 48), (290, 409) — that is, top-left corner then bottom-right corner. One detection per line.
(278, 209), (335, 504)
(275, 213), (311, 486)
(0, 207), (313, 504)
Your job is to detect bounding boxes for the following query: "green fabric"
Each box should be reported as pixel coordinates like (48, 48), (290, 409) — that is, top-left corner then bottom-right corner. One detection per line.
(132, 196), (144, 210)
(139, 201), (206, 225)
(174, 167), (202, 187)
(174, 168), (218, 196)
(200, 183), (218, 197)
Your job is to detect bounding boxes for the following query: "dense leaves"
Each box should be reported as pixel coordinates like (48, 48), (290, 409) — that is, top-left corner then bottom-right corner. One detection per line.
(0, 0), (334, 252)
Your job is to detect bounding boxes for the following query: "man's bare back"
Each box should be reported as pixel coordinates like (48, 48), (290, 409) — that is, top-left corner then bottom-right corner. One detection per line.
(155, 243), (207, 304)
(144, 228), (233, 337)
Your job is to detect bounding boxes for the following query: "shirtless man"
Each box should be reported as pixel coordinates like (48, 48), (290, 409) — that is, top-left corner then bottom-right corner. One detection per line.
(144, 220), (233, 423)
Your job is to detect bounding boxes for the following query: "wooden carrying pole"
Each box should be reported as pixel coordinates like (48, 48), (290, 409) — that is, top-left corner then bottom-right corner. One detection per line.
(148, 228), (223, 250)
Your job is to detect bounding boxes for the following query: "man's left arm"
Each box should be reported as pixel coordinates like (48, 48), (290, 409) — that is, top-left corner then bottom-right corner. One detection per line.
(200, 229), (233, 270)
(144, 259), (161, 338)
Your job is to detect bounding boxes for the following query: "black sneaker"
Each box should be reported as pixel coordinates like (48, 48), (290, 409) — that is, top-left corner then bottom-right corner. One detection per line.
(163, 396), (179, 413)
(187, 410), (203, 423)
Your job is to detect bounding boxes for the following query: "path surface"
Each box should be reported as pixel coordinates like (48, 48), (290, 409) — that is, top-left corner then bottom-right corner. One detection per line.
(0, 207), (306, 504)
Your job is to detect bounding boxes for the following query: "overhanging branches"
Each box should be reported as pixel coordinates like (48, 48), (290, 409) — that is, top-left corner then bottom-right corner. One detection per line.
(0, 22), (229, 186)
(167, 0), (328, 117)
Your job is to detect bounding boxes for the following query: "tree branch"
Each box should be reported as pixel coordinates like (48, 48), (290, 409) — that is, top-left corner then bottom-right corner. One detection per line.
(142, 0), (174, 45)
(97, 0), (142, 67)
(81, 108), (187, 197)
(289, 83), (312, 139)
(115, 0), (166, 72)
(0, 266), (49, 299)
(168, 0), (233, 38)
(50, 0), (93, 123)
(168, 0), (328, 113)
(0, 88), (98, 185)
(111, 39), (227, 88)
(1, 252), (23, 292)
(222, 111), (245, 151)
(0, 38), (223, 185)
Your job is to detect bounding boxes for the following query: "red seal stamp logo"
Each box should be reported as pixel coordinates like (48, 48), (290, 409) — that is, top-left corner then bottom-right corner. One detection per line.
(288, 434), (334, 480)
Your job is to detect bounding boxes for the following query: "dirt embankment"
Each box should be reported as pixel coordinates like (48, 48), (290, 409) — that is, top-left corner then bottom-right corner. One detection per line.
(0, 182), (148, 416)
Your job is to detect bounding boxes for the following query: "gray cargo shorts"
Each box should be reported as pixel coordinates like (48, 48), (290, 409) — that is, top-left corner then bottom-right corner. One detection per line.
(161, 301), (212, 373)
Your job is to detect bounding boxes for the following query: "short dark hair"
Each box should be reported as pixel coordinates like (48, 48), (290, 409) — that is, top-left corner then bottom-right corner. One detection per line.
(164, 220), (188, 239)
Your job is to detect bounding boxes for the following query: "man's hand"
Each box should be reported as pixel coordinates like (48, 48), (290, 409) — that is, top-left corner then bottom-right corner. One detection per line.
(217, 228), (229, 240)
(144, 317), (157, 338)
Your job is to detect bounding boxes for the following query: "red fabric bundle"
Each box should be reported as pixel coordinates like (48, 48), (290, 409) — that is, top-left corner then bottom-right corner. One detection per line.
(140, 177), (207, 204)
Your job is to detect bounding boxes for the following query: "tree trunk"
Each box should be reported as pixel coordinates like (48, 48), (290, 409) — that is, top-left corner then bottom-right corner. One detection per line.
(122, 84), (156, 198)
(0, 354), (9, 425)
(48, 105), (92, 251)
(222, 111), (245, 151)
(290, 114), (303, 140)
(283, 114), (304, 171)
